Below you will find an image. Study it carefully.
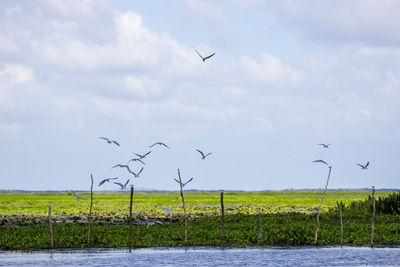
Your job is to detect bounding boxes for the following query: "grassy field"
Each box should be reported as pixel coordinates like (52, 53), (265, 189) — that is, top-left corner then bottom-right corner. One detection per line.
(0, 191), (388, 219)
(2, 191), (398, 249)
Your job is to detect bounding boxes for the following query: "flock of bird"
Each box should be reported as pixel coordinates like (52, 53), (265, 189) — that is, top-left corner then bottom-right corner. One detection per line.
(97, 138), (171, 190)
(66, 45), (376, 227)
(312, 143), (370, 170)
(69, 49), (216, 203)
(71, 136), (213, 199)
(68, 140), (370, 222)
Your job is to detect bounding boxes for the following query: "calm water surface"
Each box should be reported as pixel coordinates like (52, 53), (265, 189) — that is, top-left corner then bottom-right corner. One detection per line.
(1, 246), (400, 266)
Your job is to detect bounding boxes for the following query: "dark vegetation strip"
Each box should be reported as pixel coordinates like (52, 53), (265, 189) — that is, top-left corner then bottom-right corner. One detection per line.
(1, 192), (400, 249)
(1, 213), (400, 249)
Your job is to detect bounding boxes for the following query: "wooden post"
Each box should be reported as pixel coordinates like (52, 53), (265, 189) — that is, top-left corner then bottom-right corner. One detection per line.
(87, 174), (94, 246)
(371, 186), (376, 248)
(258, 211), (265, 246)
(129, 185), (134, 251)
(177, 169), (187, 244)
(48, 205), (53, 249)
(339, 202), (343, 246)
(221, 190), (225, 243)
(314, 166), (332, 245)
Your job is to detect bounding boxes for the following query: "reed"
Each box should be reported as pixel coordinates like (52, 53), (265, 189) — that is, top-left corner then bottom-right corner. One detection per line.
(129, 185), (134, 250)
(177, 169), (188, 244)
(48, 205), (53, 249)
(371, 186), (376, 248)
(221, 190), (225, 244)
(339, 202), (343, 246)
(258, 211), (265, 246)
(87, 174), (93, 246)
(314, 166), (332, 245)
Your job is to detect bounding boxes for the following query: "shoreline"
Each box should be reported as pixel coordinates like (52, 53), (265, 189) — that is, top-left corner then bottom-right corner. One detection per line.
(2, 244), (400, 252)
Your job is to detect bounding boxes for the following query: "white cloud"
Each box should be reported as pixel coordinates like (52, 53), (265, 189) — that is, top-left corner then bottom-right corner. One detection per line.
(240, 53), (303, 85)
(0, 1), (250, 136)
(270, 0), (400, 46)
(124, 75), (162, 98)
(222, 86), (248, 99)
(0, 64), (34, 83)
(0, 64), (35, 113)
(0, 0), (398, 141)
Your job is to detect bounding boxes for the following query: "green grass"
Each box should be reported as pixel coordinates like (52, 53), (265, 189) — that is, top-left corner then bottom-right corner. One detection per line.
(1, 213), (400, 249)
(0, 191), (387, 218)
(1, 191), (397, 249)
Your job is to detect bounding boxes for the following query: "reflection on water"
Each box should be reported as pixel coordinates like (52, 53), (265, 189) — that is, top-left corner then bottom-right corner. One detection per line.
(1, 246), (400, 266)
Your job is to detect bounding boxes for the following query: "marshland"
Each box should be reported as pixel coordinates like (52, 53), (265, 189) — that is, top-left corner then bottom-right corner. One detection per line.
(1, 190), (400, 249)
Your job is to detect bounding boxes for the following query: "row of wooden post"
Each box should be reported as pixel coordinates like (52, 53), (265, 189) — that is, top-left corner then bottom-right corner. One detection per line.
(47, 171), (377, 248)
(313, 166), (377, 247)
(48, 174), (96, 249)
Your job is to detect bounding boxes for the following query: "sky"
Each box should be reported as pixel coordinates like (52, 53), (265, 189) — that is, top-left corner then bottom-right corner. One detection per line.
(1, 0), (399, 191)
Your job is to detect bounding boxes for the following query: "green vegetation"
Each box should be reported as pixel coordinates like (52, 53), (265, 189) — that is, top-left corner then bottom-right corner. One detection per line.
(0, 191), (389, 217)
(1, 191), (399, 249)
(1, 213), (400, 249)
(331, 192), (400, 216)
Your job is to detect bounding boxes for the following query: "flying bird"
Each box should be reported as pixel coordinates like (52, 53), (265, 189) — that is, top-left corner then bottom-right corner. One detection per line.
(112, 164), (131, 171)
(163, 207), (173, 219)
(196, 149), (212, 160)
(148, 142), (170, 149)
(128, 158), (146, 165)
(134, 151), (152, 159)
(132, 167), (144, 178)
(114, 180), (129, 190)
(318, 143), (330, 148)
(195, 49), (215, 62)
(71, 191), (88, 201)
(112, 164), (136, 176)
(98, 177), (118, 186)
(174, 177), (194, 187)
(98, 137), (120, 146)
(357, 162), (369, 170)
(313, 160), (329, 165)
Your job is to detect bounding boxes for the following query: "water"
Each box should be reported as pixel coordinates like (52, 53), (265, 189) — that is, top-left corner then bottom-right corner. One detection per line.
(1, 246), (400, 266)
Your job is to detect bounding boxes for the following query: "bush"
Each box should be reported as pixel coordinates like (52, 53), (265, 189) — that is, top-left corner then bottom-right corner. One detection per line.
(331, 192), (400, 217)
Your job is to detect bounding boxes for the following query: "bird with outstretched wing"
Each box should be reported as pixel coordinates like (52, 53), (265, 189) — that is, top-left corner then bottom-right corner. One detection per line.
(98, 177), (118, 186)
(148, 142), (170, 149)
(71, 190), (88, 200)
(313, 160), (328, 165)
(195, 49), (215, 62)
(196, 149), (212, 160)
(98, 137), (120, 146)
(114, 179), (129, 189)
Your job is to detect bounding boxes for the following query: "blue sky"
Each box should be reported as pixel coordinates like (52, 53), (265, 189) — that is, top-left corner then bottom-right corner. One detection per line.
(1, 0), (399, 191)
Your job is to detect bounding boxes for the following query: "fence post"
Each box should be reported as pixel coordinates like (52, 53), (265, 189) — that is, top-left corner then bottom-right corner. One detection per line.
(314, 166), (332, 245)
(48, 205), (53, 249)
(339, 202), (343, 246)
(221, 190), (225, 244)
(129, 185), (134, 251)
(87, 174), (94, 246)
(259, 210), (265, 246)
(371, 186), (376, 248)
(177, 169), (187, 245)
